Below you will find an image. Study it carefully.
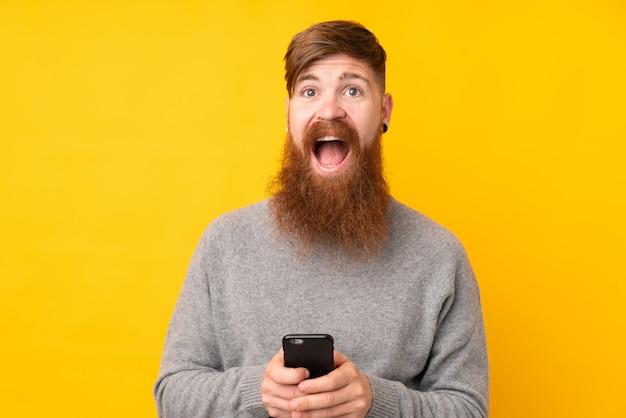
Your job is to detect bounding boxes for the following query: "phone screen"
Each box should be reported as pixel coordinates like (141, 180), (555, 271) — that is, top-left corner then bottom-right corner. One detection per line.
(283, 334), (334, 379)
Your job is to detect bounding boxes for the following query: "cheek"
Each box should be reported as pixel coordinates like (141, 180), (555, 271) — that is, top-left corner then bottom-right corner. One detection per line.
(288, 110), (305, 134)
(288, 114), (312, 149)
(355, 118), (381, 146)
(287, 126), (307, 155)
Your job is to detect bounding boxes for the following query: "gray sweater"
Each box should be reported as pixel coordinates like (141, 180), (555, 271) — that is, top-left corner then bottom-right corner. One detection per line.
(154, 198), (489, 417)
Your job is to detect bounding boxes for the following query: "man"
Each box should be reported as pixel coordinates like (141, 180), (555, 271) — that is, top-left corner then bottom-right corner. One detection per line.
(154, 20), (489, 417)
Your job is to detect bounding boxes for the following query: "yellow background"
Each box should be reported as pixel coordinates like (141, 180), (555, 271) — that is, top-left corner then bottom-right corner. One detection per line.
(1, 0), (624, 416)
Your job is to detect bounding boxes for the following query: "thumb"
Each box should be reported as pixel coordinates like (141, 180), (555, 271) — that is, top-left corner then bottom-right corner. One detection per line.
(333, 350), (349, 367)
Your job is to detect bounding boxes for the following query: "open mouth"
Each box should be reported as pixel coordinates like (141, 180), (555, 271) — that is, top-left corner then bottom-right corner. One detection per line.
(313, 136), (349, 170)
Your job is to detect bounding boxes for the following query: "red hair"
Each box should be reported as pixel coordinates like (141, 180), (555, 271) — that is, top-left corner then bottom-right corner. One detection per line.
(284, 20), (387, 96)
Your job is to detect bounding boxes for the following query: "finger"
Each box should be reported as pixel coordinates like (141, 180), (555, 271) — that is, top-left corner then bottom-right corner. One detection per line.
(264, 396), (293, 418)
(333, 350), (349, 367)
(262, 377), (307, 401)
(262, 377), (307, 416)
(262, 350), (310, 414)
(265, 403), (293, 418)
(291, 398), (369, 418)
(298, 362), (354, 395)
(267, 351), (310, 385)
(290, 380), (372, 417)
(275, 366), (310, 385)
(297, 372), (341, 396)
(290, 385), (351, 412)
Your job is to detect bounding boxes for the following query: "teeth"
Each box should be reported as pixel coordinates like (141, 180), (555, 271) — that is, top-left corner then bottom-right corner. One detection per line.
(317, 136), (341, 142)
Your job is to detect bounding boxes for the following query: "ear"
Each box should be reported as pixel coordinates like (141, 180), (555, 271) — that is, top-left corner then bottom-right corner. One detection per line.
(285, 96), (290, 131)
(382, 93), (393, 125)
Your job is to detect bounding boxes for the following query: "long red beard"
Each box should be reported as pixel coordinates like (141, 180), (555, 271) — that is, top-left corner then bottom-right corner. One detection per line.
(268, 120), (390, 260)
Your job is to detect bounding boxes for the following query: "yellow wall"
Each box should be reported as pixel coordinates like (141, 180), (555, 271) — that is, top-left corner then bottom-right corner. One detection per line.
(1, 1), (624, 416)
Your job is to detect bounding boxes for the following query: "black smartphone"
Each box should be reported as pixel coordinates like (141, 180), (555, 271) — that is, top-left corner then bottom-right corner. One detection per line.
(283, 334), (334, 379)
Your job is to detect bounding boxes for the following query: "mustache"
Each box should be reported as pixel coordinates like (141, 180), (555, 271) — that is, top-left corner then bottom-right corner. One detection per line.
(302, 120), (360, 151)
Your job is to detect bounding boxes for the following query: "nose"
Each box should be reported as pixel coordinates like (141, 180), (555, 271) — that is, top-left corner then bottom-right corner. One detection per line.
(315, 94), (346, 121)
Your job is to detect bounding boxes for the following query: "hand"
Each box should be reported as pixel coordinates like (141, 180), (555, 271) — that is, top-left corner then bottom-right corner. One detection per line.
(261, 349), (309, 418)
(288, 350), (372, 418)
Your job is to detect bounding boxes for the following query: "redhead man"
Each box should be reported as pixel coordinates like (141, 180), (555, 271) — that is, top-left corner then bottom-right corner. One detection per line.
(154, 20), (489, 417)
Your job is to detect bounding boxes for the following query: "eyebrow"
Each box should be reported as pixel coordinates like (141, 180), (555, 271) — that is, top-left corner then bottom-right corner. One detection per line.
(296, 71), (372, 87)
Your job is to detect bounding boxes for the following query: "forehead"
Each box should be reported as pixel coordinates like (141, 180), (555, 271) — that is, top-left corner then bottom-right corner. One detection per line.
(295, 54), (377, 87)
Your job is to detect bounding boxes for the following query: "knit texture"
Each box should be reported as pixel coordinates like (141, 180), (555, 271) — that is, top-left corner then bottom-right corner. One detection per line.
(154, 198), (489, 417)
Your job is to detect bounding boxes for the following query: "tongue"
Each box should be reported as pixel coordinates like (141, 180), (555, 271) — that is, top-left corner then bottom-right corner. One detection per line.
(317, 141), (346, 166)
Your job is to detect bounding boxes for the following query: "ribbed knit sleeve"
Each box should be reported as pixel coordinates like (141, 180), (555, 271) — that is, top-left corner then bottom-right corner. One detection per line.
(367, 375), (402, 416)
(239, 366), (267, 414)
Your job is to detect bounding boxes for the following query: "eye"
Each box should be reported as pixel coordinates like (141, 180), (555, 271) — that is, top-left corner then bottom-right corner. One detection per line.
(345, 87), (361, 97)
(303, 88), (317, 97)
